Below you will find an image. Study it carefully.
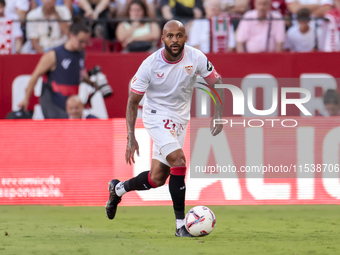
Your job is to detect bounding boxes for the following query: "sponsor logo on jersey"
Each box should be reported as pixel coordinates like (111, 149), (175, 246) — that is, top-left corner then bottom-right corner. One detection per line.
(207, 61), (213, 71)
(185, 65), (193, 75)
(132, 76), (137, 84)
(157, 73), (164, 78)
(61, 59), (72, 69)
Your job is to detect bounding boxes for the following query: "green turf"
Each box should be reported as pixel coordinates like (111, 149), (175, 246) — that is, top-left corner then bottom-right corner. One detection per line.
(0, 205), (339, 255)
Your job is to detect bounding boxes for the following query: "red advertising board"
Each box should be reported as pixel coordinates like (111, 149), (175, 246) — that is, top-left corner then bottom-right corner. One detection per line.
(0, 118), (339, 206)
(1, 52), (340, 119)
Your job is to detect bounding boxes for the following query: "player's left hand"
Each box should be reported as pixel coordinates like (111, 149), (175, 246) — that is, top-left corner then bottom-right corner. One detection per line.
(125, 136), (140, 165)
(210, 117), (223, 136)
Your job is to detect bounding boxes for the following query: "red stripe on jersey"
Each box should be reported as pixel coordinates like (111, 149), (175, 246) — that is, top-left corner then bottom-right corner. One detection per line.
(43, 74), (48, 83)
(51, 81), (79, 96)
(203, 68), (220, 86)
(131, 88), (145, 95)
(161, 49), (185, 64)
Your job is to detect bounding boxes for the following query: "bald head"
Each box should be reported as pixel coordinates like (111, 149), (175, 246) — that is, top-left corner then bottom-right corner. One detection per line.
(66, 95), (84, 119)
(161, 20), (187, 59)
(162, 20), (186, 35)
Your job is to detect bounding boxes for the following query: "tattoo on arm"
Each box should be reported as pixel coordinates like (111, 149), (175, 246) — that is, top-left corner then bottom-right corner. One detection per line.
(126, 93), (143, 139)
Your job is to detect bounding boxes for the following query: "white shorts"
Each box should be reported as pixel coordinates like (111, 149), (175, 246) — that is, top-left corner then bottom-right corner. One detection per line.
(143, 115), (187, 167)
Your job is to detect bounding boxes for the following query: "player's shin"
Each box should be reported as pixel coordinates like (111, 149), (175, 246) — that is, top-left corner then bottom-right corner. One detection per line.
(116, 171), (157, 197)
(169, 166), (187, 229)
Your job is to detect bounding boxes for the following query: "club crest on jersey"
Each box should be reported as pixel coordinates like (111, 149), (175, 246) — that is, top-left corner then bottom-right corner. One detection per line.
(157, 73), (164, 78)
(170, 129), (176, 138)
(61, 59), (71, 69)
(185, 66), (193, 75)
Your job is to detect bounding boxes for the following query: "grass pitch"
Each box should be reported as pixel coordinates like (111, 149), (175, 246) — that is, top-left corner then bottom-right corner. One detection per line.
(0, 205), (339, 255)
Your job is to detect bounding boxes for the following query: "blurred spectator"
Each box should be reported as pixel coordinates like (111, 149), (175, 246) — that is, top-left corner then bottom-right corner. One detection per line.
(223, 0), (249, 15)
(66, 95), (98, 119)
(23, 0), (71, 53)
(188, 0), (235, 53)
(18, 19), (96, 118)
(286, 0), (333, 18)
(161, 0), (204, 20)
(115, 0), (160, 51)
(31, 0), (73, 14)
(249, 0), (287, 15)
(284, 8), (321, 51)
(323, 0), (340, 51)
(236, 0), (285, 52)
(73, 0), (82, 16)
(0, 0), (23, 53)
(4, 0), (29, 21)
(116, 0), (156, 18)
(78, 0), (109, 19)
(322, 89), (340, 116)
(78, 0), (109, 38)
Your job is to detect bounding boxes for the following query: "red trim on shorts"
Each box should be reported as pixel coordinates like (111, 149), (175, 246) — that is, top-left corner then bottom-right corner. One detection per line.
(170, 166), (187, 176)
(131, 88), (145, 95)
(161, 49), (185, 64)
(148, 172), (158, 188)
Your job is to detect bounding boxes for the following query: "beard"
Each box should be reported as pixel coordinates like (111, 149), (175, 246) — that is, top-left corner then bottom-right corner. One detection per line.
(164, 43), (185, 58)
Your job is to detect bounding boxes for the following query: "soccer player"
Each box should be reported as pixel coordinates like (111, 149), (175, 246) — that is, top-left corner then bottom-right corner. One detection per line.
(105, 20), (224, 237)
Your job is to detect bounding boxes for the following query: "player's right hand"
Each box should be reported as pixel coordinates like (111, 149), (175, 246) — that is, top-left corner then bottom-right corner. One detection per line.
(18, 98), (29, 112)
(125, 137), (140, 165)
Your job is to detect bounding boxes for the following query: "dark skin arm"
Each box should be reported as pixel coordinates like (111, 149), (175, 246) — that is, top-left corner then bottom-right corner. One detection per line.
(125, 92), (144, 165)
(210, 77), (224, 136)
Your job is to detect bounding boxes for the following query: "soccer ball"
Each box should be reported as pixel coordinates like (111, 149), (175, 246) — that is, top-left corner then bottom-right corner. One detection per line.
(184, 206), (216, 237)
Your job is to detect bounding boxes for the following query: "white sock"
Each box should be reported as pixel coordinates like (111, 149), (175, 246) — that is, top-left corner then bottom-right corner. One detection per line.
(115, 182), (127, 197)
(176, 219), (185, 229)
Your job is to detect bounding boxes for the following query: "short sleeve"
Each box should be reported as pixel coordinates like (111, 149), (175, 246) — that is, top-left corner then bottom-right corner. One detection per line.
(196, 50), (213, 78)
(130, 60), (151, 95)
(196, 50), (220, 85)
(58, 6), (72, 21)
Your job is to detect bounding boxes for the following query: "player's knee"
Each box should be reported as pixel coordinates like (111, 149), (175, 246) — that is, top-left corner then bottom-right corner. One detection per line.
(166, 150), (186, 168)
(150, 172), (168, 187)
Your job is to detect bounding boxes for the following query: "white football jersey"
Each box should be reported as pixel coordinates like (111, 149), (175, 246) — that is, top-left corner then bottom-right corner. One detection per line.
(131, 45), (219, 124)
